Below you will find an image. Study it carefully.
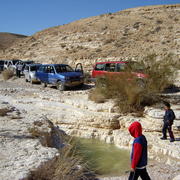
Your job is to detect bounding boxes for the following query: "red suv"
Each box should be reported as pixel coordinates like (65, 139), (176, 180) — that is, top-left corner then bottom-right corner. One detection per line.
(92, 61), (147, 79)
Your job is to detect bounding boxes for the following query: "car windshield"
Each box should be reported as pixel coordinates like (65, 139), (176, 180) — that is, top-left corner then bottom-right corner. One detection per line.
(30, 66), (40, 71)
(55, 65), (73, 73)
(12, 60), (20, 65)
(25, 61), (34, 64)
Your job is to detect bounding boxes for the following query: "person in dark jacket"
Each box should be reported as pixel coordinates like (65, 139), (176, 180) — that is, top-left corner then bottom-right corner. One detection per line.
(161, 102), (175, 142)
(128, 121), (151, 180)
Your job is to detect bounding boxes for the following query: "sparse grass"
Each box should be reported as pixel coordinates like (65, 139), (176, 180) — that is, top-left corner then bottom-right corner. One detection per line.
(27, 120), (93, 180)
(27, 121), (92, 180)
(2, 69), (14, 80)
(28, 143), (89, 180)
(89, 54), (178, 114)
(28, 121), (54, 147)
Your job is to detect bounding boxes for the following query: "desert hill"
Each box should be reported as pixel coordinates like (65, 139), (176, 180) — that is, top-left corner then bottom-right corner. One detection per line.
(0, 4), (179, 68)
(0, 32), (27, 50)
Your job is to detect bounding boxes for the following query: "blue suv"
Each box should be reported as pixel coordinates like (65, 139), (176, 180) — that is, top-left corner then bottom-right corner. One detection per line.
(36, 64), (84, 90)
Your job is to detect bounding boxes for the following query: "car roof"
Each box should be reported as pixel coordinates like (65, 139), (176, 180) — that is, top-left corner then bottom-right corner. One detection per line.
(95, 61), (128, 64)
(27, 63), (42, 66)
(41, 64), (68, 66)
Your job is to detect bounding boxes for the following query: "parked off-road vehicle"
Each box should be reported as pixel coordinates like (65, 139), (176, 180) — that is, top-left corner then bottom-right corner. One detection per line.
(24, 64), (42, 83)
(36, 63), (84, 91)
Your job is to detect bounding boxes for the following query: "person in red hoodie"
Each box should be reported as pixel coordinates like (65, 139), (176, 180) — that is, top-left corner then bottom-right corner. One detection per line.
(128, 121), (151, 180)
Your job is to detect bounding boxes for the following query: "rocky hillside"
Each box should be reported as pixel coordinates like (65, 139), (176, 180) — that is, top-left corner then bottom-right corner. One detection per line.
(0, 4), (179, 68)
(0, 32), (27, 50)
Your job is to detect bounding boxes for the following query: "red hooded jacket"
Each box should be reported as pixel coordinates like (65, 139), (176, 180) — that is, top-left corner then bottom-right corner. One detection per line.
(128, 121), (148, 169)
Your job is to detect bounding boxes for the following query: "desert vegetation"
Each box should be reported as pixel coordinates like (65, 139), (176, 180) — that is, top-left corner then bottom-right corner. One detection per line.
(27, 120), (93, 180)
(27, 144), (90, 180)
(2, 69), (14, 80)
(89, 54), (179, 113)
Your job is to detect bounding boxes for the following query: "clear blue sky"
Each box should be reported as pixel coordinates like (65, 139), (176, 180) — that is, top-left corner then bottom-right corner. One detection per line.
(0, 0), (179, 36)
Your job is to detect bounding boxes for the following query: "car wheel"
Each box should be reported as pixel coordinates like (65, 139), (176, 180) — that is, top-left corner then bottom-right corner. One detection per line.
(42, 82), (47, 88)
(30, 78), (33, 84)
(56, 81), (65, 91)
(79, 83), (84, 88)
(25, 79), (28, 82)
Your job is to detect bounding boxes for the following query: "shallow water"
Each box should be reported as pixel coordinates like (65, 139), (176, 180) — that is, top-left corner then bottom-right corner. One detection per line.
(76, 138), (130, 177)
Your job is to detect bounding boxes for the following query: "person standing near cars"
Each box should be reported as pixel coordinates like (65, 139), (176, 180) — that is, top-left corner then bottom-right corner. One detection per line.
(128, 121), (151, 180)
(161, 101), (175, 142)
(17, 62), (23, 78)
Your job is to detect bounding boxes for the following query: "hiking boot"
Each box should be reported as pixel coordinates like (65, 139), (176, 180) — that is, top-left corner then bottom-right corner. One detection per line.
(160, 137), (167, 140)
(170, 139), (175, 142)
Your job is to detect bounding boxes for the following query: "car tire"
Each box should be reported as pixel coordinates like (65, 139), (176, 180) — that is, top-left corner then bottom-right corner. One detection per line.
(42, 82), (47, 88)
(30, 78), (34, 84)
(25, 79), (28, 82)
(79, 83), (84, 88)
(56, 81), (65, 91)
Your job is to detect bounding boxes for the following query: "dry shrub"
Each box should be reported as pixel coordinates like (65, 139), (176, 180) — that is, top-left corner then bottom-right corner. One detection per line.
(27, 120), (92, 180)
(28, 126), (54, 147)
(28, 145), (88, 180)
(89, 54), (178, 113)
(89, 88), (106, 103)
(2, 69), (14, 80)
(141, 54), (178, 92)
(0, 108), (11, 116)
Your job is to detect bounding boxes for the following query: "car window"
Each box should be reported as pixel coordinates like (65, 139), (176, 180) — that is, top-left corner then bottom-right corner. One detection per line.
(50, 66), (55, 73)
(30, 66), (40, 71)
(116, 63), (126, 72)
(95, 64), (105, 71)
(44, 66), (51, 73)
(55, 65), (73, 73)
(24, 66), (29, 71)
(39, 66), (45, 72)
(12, 60), (19, 65)
(105, 63), (116, 72)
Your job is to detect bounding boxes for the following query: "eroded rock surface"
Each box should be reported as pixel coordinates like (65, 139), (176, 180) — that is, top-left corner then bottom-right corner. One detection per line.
(0, 75), (179, 179)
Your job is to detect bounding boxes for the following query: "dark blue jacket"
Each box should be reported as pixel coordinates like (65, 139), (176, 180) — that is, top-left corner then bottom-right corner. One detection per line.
(131, 135), (148, 168)
(164, 109), (175, 125)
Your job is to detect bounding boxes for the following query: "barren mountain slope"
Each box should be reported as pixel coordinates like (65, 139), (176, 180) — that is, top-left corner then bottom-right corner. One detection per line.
(0, 4), (179, 67)
(0, 32), (27, 50)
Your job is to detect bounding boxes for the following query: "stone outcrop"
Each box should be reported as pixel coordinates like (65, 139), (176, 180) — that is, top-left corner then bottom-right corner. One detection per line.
(0, 100), (65, 180)
(0, 75), (179, 179)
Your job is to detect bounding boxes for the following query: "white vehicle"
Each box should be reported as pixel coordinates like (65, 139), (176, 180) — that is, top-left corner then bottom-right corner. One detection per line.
(24, 64), (42, 83)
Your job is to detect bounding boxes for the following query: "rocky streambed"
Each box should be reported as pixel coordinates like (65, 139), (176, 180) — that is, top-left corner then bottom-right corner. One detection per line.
(0, 75), (180, 180)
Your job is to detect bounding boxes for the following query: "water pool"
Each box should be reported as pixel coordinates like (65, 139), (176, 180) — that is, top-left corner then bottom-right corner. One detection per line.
(76, 138), (130, 177)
